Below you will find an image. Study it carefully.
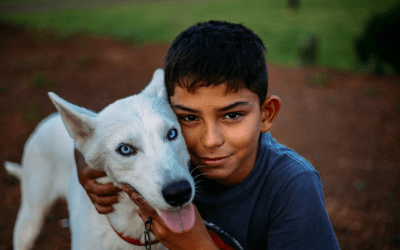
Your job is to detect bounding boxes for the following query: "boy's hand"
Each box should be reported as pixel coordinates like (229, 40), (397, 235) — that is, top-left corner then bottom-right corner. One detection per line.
(121, 185), (219, 250)
(74, 148), (121, 214)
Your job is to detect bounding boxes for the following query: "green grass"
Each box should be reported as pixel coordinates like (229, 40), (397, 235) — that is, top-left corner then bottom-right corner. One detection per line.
(17, 101), (43, 123)
(326, 96), (341, 107)
(70, 56), (91, 70)
(354, 181), (366, 191)
(12, 61), (28, 72)
(6, 173), (19, 185)
(0, 0), (49, 3)
(308, 72), (331, 87)
(364, 84), (380, 98)
(29, 73), (54, 91)
(1, 0), (398, 71)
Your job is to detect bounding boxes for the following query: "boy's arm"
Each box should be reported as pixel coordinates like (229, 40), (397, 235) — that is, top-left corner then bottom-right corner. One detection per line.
(122, 186), (219, 250)
(74, 149), (121, 214)
(75, 149), (218, 249)
(267, 171), (340, 249)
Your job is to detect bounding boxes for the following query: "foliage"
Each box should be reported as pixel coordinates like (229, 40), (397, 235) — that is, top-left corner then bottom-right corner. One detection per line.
(354, 2), (400, 74)
(298, 34), (318, 66)
(0, 0), (399, 72)
(6, 173), (19, 185)
(17, 101), (43, 124)
(308, 72), (330, 87)
(31, 74), (52, 90)
(287, 0), (300, 11)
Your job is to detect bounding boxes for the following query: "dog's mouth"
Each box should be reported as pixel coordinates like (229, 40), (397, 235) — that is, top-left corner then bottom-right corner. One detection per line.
(159, 204), (195, 233)
(122, 184), (196, 233)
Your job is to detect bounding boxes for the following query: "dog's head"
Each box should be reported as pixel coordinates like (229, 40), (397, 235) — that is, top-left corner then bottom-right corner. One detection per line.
(49, 69), (196, 234)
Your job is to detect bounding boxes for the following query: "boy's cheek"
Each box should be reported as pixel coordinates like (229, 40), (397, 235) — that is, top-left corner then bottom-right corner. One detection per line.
(179, 127), (197, 145)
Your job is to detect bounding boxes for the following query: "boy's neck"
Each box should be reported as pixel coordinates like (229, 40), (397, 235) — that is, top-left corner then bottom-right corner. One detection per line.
(191, 140), (261, 194)
(194, 168), (234, 194)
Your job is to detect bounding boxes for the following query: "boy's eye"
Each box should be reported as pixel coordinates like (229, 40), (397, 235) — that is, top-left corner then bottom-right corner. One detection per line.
(224, 112), (242, 119)
(182, 115), (198, 121)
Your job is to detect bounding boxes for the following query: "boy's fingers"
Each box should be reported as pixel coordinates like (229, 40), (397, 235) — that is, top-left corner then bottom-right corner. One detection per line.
(88, 192), (120, 205)
(121, 184), (158, 216)
(87, 181), (121, 196)
(132, 197), (158, 218)
(120, 184), (134, 196)
(74, 148), (87, 167)
(94, 203), (114, 214)
(136, 207), (171, 242)
(75, 148), (108, 180)
(83, 169), (108, 179)
(136, 208), (164, 235)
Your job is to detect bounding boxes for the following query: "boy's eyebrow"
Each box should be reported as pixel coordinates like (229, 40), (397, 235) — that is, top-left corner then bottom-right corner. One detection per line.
(172, 105), (200, 113)
(172, 101), (252, 113)
(217, 101), (251, 112)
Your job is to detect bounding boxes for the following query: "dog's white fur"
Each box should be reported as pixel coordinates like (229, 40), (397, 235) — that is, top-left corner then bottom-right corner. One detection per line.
(5, 69), (195, 250)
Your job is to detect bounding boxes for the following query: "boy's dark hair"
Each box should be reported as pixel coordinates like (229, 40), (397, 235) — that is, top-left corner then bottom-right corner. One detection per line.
(164, 20), (268, 106)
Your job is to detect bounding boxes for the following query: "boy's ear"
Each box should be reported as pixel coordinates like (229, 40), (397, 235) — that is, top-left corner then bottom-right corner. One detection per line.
(141, 68), (167, 99)
(260, 95), (281, 133)
(48, 92), (97, 150)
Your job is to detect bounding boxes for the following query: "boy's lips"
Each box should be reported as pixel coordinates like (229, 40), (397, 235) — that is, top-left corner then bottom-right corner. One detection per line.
(198, 155), (231, 166)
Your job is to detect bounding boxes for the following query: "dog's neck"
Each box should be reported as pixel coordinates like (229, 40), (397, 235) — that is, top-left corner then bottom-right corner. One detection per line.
(109, 222), (159, 246)
(105, 191), (159, 246)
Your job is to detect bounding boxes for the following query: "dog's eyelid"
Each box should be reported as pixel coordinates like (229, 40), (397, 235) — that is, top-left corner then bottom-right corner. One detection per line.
(116, 143), (138, 156)
(166, 127), (178, 141)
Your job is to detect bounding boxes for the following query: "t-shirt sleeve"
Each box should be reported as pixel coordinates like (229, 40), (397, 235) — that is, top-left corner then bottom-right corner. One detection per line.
(267, 171), (340, 250)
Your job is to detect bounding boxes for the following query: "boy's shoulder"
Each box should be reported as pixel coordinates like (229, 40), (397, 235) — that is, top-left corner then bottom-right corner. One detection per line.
(257, 132), (320, 191)
(260, 132), (318, 172)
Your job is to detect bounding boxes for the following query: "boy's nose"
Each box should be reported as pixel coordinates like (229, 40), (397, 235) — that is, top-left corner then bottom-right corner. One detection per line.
(202, 124), (224, 149)
(162, 180), (192, 207)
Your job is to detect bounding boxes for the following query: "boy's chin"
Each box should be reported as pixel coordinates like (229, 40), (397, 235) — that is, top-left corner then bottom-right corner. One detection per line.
(198, 168), (233, 184)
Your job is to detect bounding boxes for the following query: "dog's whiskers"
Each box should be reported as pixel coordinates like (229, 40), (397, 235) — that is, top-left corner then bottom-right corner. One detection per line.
(194, 180), (206, 190)
(195, 179), (206, 185)
(143, 204), (154, 211)
(193, 172), (211, 181)
(190, 165), (210, 175)
(129, 194), (144, 199)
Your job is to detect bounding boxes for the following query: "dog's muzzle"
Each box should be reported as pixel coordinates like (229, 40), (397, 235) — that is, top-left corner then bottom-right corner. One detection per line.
(162, 180), (192, 207)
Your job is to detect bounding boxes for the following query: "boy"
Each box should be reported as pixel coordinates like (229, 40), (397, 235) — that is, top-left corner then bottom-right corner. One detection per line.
(76, 20), (340, 249)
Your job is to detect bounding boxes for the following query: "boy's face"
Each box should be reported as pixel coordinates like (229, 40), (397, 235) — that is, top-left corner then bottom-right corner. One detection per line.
(170, 83), (280, 186)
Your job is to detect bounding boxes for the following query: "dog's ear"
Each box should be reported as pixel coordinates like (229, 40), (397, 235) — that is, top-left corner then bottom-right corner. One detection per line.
(142, 68), (167, 98)
(48, 92), (97, 150)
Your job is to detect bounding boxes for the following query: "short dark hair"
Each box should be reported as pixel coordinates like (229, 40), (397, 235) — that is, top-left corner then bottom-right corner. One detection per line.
(164, 20), (268, 106)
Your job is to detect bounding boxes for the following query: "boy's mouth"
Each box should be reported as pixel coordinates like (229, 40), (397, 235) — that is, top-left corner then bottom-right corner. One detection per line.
(199, 155), (231, 166)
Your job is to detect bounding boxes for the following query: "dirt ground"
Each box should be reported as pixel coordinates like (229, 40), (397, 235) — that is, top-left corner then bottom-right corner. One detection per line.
(0, 22), (399, 250)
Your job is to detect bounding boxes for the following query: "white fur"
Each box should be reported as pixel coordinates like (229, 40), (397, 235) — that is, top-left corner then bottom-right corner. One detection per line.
(6, 69), (194, 250)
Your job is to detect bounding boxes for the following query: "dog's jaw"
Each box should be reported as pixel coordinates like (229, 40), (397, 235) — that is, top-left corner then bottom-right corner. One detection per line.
(93, 174), (159, 243)
(106, 192), (159, 244)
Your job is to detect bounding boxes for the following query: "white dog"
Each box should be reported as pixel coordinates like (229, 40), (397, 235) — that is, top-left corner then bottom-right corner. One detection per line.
(5, 69), (196, 250)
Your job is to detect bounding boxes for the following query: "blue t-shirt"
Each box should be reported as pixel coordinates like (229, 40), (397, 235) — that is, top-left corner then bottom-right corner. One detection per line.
(191, 132), (340, 250)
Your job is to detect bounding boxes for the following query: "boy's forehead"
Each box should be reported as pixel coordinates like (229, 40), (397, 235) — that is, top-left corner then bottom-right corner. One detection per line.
(170, 83), (259, 106)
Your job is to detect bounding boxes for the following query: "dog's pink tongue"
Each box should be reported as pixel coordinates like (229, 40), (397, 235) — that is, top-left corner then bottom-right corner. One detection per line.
(159, 203), (195, 233)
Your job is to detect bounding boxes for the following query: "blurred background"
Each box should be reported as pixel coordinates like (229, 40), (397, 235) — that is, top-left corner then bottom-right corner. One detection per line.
(0, 0), (399, 249)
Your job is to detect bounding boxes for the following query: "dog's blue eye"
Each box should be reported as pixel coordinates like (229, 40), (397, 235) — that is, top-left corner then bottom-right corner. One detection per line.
(167, 128), (177, 141)
(117, 145), (135, 156)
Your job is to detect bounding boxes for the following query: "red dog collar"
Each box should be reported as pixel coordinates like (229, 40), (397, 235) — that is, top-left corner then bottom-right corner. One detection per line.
(111, 225), (159, 246)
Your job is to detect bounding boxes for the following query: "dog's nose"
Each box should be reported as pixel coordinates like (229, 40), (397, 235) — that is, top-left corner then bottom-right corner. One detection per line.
(162, 180), (192, 207)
